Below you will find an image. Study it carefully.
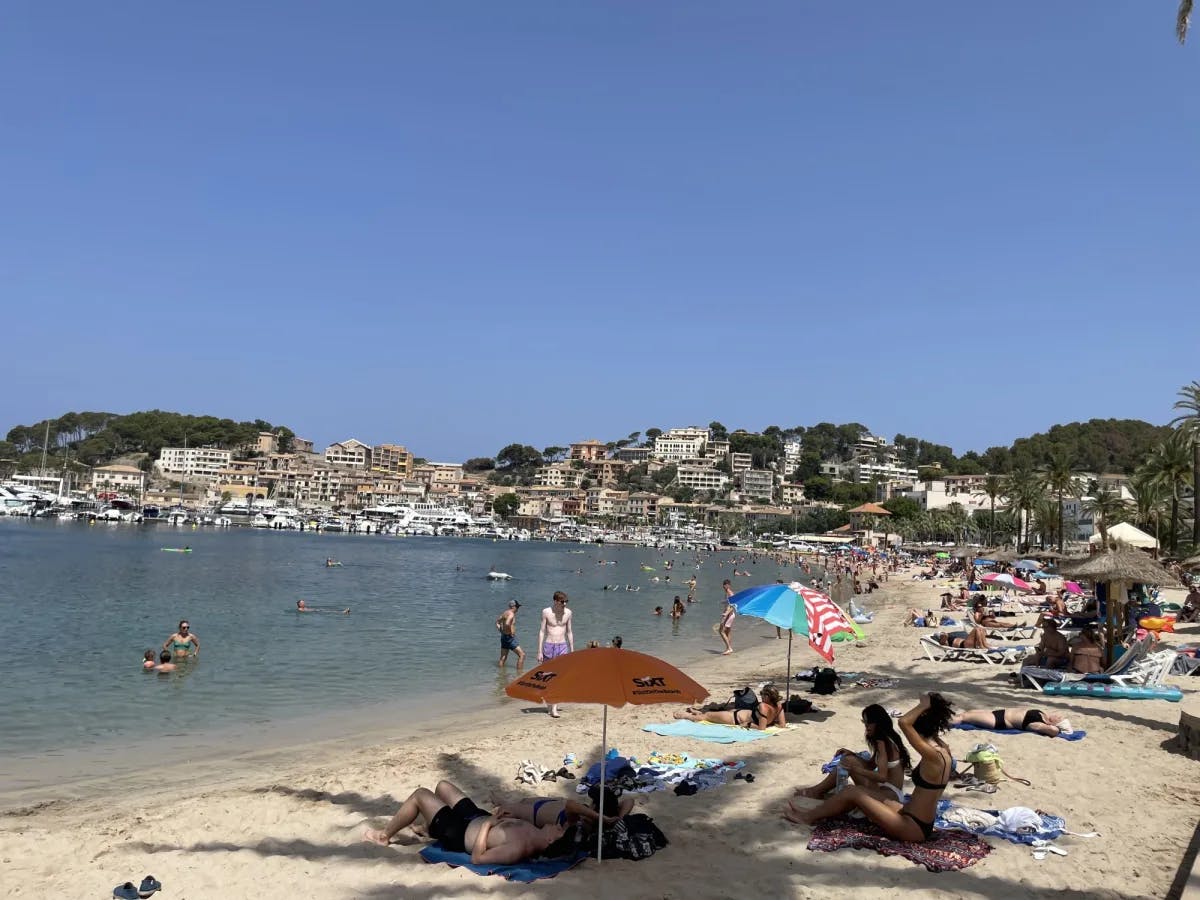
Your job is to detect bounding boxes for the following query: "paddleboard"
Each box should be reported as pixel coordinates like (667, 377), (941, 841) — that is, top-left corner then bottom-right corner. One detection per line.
(161, 548), (192, 553)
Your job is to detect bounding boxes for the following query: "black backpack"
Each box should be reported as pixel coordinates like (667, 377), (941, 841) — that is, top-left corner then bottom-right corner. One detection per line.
(733, 687), (759, 710)
(811, 667), (839, 695)
(786, 696), (814, 715)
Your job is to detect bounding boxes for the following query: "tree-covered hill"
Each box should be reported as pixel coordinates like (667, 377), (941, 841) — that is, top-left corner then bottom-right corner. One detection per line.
(2, 411), (295, 467)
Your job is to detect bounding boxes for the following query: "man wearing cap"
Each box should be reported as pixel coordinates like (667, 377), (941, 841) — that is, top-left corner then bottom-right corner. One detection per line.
(496, 600), (525, 668)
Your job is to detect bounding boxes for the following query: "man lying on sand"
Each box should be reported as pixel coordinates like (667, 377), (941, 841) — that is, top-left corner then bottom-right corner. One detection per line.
(363, 780), (565, 865)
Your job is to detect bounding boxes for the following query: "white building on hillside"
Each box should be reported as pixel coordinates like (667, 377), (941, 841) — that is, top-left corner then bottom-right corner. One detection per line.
(158, 446), (233, 481)
(654, 428), (709, 462)
(325, 439), (372, 469)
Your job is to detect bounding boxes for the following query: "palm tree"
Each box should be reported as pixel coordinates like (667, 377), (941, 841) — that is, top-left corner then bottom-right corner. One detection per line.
(983, 475), (1003, 546)
(1130, 472), (1169, 547)
(1143, 431), (1193, 554)
(1040, 446), (1081, 553)
(1170, 380), (1200, 548)
(1081, 479), (1131, 549)
(1181, 0), (1193, 44)
(1003, 467), (1039, 551)
(1033, 499), (1061, 550)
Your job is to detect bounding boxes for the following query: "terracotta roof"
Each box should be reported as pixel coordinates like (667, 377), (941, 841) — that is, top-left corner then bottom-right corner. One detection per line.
(847, 502), (892, 515)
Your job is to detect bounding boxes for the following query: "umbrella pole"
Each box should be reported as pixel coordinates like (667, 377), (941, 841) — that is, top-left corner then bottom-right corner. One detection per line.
(785, 632), (793, 704)
(597, 705), (607, 863)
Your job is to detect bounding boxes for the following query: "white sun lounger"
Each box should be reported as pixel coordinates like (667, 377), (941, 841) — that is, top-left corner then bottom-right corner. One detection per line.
(920, 636), (1031, 666)
(1018, 635), (1153, 691)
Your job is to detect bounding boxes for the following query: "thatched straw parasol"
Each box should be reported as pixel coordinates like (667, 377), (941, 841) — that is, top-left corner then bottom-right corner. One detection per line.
(986, 549), (1019, 563)
(1032, 549), (1062, 560)
(1182, 554), (1200, 570)
(1059, 549), (1171, 584)
(1059, 549), (1172, 666)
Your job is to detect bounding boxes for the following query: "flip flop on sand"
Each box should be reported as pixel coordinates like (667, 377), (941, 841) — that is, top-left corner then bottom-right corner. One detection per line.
(114, 883), (139, 900)
(138, 876), (162, 898)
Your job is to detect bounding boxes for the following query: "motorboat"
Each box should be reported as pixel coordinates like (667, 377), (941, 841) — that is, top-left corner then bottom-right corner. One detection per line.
(486, 571), (513, 580)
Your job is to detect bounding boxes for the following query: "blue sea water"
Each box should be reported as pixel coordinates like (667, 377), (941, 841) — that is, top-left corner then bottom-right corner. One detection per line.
(0, 520), (807, 793)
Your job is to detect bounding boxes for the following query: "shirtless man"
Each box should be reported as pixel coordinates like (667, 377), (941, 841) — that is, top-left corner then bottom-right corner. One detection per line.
(537, 591), (574, 718)
(154, 650), (176, 673)
(363, 780), (565, 865)
(496, 600), (525, 668)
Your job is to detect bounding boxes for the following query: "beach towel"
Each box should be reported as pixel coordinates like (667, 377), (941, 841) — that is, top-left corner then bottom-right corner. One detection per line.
(952, 723), (1086, 741)
(419, 844), (588, 882)
(934, 802), (1091, 845)
(641, 721), (778, 743)
(806, 816), (992, 872)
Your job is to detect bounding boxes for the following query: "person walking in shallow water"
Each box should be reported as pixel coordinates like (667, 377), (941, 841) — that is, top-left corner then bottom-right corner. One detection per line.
(496, 600), (525, 668)
(537, 591), (574, 718)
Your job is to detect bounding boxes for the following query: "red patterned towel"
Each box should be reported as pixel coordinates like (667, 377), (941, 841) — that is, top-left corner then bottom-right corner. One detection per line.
(807, 816), (992, 872)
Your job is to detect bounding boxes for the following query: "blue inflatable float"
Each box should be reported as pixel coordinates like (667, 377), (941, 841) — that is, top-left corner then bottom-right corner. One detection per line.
(1042, 682), (1182, 702)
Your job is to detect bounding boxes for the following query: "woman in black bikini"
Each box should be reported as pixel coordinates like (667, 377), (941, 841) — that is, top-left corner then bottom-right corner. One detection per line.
(951, 707), (1069, 737)
(793, 703), (911, 800)
(933, 626), (989, 649)
(673, 684), (786, 730)
(784, 692), (955, 842)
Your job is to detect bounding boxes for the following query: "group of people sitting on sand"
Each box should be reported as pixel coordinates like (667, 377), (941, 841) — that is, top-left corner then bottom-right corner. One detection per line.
(783, 694), (1073, 840)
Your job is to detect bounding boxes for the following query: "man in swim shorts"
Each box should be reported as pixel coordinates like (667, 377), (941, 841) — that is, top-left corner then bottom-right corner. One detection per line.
(363, 780), (565, 864)
(496, 600), (525, 668)
(538, 591), (574, 718)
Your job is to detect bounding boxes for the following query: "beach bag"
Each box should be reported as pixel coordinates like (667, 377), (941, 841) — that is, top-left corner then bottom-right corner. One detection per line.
(733, 687), (759, 711)
(786, 696), (814, 715)
(598, 813), (669, 861)
(962, 745), (1031, 787)
(811, 667), (839, 695)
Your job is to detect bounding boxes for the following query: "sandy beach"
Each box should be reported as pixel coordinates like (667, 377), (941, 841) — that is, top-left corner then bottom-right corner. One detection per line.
(3, 571), (1197, 899)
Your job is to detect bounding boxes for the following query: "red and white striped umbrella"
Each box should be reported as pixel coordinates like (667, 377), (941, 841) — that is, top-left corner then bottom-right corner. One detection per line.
(982, 572), (1033, 592)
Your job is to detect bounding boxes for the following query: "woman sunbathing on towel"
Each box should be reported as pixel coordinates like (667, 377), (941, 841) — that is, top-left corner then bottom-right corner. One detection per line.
(794, 704), (910, 800)
(784, 692), (955, 842)
(495, 785), (634, 831)
(951, 707), (1071, 737)
(932, 626), (989, 649)
(971, 598), (1002, 628)
(675, 684), (786, 730)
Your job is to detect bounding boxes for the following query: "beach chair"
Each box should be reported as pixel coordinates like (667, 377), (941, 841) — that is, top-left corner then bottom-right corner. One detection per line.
(1110, 649), (1177, 688)
(1018, 635), (1152, 692)
(986, 625), (1037, 642)
(920, 636), (1031, 666)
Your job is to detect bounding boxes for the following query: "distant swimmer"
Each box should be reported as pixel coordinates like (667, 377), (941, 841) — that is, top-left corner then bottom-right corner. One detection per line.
(163, 620), (198, 658)
(325, 558), (342, 568)
(297, 599), (350, 614)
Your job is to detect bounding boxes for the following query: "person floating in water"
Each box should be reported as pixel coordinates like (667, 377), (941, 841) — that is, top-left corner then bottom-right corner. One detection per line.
(297, 599), (350, 614)
(325, 557), (341, 568)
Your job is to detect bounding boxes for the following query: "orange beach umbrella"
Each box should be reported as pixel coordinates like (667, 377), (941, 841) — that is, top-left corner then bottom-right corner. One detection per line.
(506, 647), (708, 861)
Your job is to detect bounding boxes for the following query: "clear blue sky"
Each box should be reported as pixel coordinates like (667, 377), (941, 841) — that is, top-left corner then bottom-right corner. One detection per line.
(3, 3), (1196, 461)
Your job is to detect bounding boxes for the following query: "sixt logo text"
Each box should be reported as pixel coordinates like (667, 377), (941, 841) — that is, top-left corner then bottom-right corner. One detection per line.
(632, 676), (666, 688)
(530, 670), (558, 683)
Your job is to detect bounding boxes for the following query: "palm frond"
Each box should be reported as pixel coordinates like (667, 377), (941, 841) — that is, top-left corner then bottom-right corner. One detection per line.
(1181, 0), (1194, 45)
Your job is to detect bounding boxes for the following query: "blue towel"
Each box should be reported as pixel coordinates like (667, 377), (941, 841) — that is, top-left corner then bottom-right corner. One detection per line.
(641, 721), (775, 742)
(418, 844), (587, 882)
(952, 723), (1086, 741)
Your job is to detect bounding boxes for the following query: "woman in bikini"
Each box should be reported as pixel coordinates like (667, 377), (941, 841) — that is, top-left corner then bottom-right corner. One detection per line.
(951, 707), (1071, 737)
(784, 692), (955, 842)
(932, 626), (989, 649)
(162, 620), (199, 658)
(1069, 624), (1104, 674)
(495, 785), (634, 831)
(793, 704), (910, 800)
(674, 684), (786, 730)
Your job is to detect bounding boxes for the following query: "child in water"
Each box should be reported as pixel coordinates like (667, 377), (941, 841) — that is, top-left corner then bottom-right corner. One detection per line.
(142, 649), (157, 670)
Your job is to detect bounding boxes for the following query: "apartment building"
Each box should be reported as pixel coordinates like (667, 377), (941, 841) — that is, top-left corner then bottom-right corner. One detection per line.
(653, 428), (709, 462)
(534, 462), (584, 489)
(779, 482), (807, 505)
(614, 446), (652, 464)
(92, 464), (145, 496)
(738, 469), (776, 500)
(730, 452), (753, 473)
(676, 464), (729, 493)
(159, 446), (233, 481)
(569, 439), (607, 462)
(585, 487), (629, 518)
(584, 458), (629, 487)
(325, 439), (372, 469)
(372, 443), (414, 477)
(627, 491), (661, 521)
(706, 439), (731, 460)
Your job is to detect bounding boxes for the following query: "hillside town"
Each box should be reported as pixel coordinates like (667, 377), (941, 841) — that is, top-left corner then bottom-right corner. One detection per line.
(1, 424), (1148, 550)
